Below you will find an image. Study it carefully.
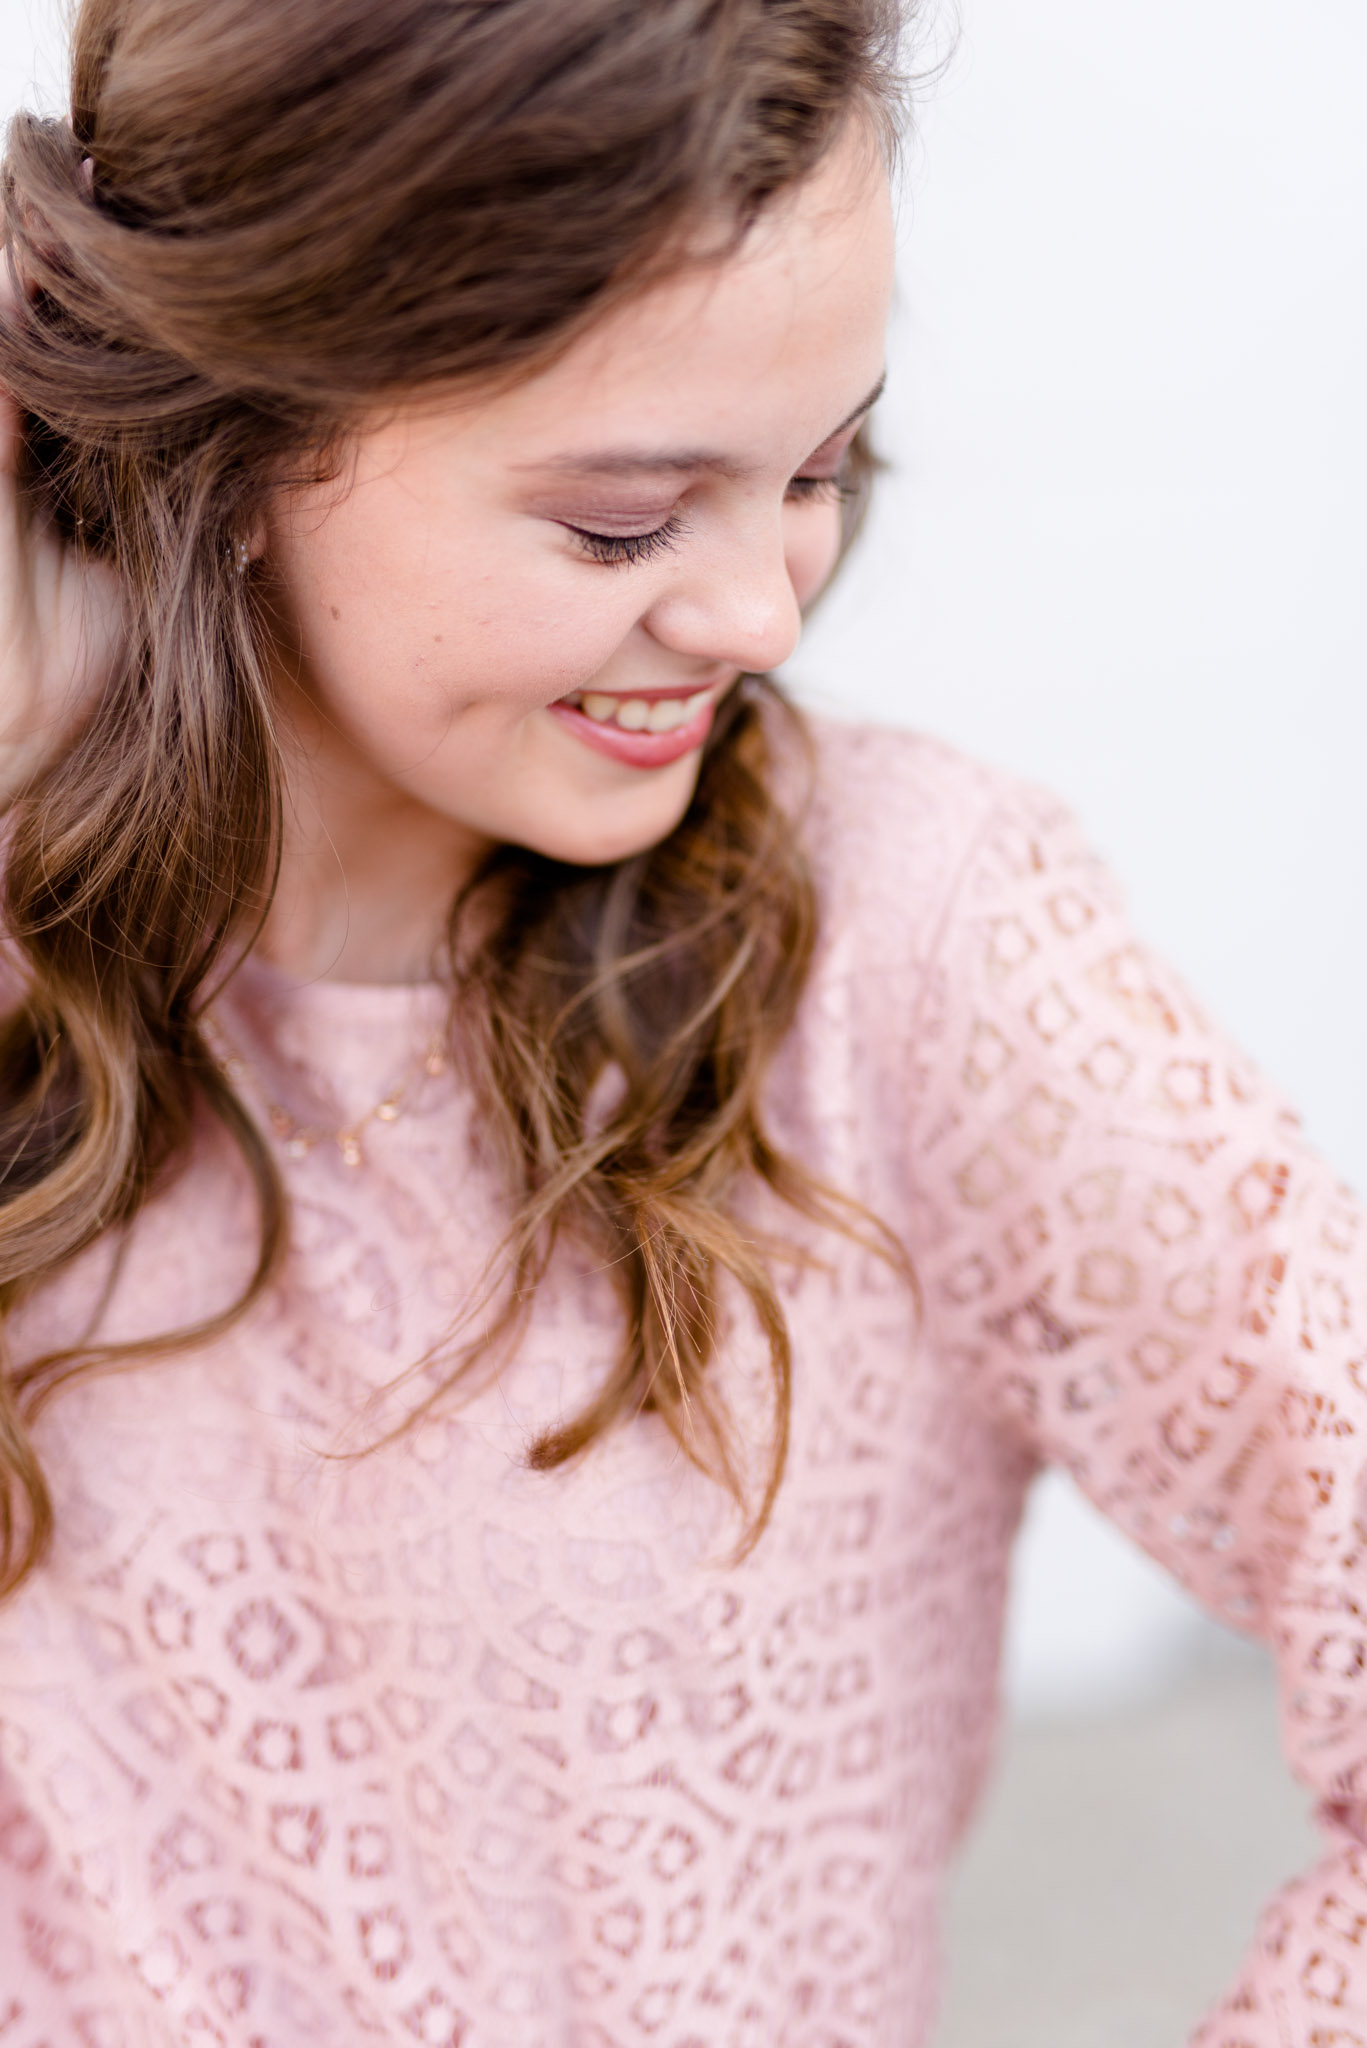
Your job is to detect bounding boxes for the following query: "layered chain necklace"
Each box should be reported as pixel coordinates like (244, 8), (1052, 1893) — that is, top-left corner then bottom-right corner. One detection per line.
(203, 1015), (450, 1169)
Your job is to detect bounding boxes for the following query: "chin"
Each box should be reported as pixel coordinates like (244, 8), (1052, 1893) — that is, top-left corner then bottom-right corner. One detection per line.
(523, 781), (699, 871)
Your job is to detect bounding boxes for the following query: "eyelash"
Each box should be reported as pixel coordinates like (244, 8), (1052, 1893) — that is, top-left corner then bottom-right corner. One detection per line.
(785, 473), (857, 507)
(568, 513), (689, 567)
(567, 470), (857, 567)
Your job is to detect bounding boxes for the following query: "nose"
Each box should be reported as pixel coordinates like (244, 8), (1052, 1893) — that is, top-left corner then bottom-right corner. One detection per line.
(642, 517), (804, 676)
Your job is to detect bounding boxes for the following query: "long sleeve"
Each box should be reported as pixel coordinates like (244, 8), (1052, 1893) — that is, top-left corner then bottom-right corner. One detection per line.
(911, 779), (1367, 2045)
(0, 1761), (151, 2042)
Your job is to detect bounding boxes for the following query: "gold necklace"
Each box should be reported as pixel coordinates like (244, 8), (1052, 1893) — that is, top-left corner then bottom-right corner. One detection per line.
(203, 1016), (449, 1169)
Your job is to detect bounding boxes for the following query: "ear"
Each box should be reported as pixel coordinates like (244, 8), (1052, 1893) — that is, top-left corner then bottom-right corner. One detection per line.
(228, 514), (269, 579)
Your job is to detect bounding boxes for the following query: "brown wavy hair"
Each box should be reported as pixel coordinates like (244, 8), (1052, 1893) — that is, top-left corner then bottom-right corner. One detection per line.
(0, 0), (908, 1595)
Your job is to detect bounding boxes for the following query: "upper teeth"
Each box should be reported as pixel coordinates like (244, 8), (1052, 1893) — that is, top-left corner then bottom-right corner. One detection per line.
(568, 689), (712, 734)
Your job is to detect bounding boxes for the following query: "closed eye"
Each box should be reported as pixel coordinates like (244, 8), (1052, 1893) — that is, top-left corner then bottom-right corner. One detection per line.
(563, 460), (855, 565)
(785, 473), (856, 505)
(562, 513), (689, 566)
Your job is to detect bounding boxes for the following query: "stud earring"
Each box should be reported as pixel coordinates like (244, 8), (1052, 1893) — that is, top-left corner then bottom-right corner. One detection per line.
(231, 538), (251, 577)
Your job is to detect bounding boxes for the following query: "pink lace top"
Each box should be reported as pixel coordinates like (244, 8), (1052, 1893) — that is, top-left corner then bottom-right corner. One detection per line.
(1, 719), (1362, 2048)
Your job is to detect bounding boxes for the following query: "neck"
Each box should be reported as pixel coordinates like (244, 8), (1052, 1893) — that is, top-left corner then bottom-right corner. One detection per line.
(258, 689), (489, 987)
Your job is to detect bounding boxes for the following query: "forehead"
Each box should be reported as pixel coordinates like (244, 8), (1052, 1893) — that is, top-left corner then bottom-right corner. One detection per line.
(425, 127), (895, 474)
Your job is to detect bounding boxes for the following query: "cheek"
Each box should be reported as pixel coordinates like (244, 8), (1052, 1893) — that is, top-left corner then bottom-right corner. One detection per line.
(785, 505), (845, 611)
(270, 491), (641, 721)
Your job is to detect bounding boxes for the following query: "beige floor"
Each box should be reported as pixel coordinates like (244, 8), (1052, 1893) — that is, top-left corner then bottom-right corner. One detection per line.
(937, 1643), (1320, 2047)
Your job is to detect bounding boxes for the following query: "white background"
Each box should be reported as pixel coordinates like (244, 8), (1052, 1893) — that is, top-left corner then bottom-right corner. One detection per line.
(3, 0), (1365, 1716)
(792, 0), (1367, 1713)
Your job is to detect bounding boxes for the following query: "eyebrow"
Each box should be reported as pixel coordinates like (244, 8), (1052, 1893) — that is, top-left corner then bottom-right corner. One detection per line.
(520, 372), (887, 481)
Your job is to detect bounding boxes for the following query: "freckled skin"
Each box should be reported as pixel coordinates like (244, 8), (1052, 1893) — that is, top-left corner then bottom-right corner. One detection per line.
(258, 126), (895, 983)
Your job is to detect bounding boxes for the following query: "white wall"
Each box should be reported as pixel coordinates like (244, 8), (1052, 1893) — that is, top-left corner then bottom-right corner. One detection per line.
(3, 0), (1364, 1716)
(0, 1), (63, 116)
(792, 0), (1367, 1714)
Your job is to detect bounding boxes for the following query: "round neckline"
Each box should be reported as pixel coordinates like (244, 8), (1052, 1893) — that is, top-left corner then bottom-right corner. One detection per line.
(226, 947), (450, 1017)
(209, 949), (460, 1130)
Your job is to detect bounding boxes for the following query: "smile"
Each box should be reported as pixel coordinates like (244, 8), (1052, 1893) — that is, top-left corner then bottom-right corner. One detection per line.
(547, 685), (720, 770)
(559, 687), (714, 734)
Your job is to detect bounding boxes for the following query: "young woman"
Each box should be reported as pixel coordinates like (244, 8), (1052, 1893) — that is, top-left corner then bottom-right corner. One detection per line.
(0, 1), (1360, 2042)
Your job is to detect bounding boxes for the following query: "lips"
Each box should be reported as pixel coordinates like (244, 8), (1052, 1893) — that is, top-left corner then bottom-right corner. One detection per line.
(548, 686), (718, 769)
(564, 687), (714, 735)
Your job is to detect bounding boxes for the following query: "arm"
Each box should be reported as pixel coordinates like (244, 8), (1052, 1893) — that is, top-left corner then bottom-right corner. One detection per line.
(0, 1763), (146, 2040)
(914, 781), (1367, 2045)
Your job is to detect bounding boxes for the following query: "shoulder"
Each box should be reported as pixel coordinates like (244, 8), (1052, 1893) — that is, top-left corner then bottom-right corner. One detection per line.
(802, 712), (993, 810)
(791, 709), (1087, 956)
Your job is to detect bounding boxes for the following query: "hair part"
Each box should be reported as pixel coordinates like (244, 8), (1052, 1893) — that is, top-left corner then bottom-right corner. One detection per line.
(0, 0), (910, 1596)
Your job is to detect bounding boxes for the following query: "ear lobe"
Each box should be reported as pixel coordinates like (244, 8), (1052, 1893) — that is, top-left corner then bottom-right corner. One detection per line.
(228, 517), (268, 579)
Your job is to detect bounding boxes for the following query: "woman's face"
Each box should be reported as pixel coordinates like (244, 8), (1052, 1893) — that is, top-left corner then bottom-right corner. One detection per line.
(262, 123), (895, 913)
